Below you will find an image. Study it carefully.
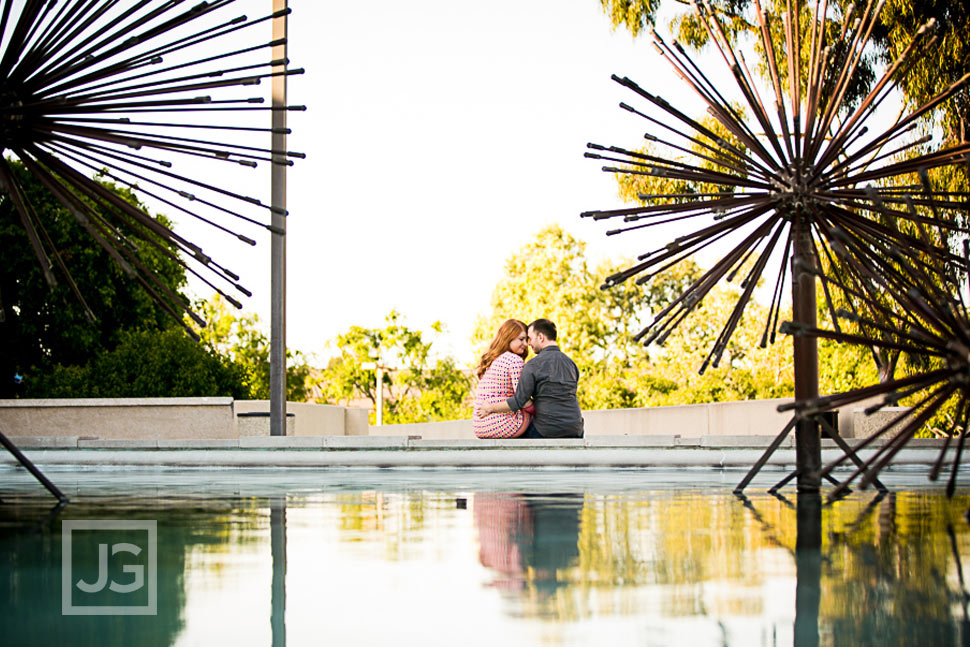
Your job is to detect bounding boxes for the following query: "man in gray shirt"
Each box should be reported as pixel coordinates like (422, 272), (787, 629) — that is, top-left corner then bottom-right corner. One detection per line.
(474, 318), (584, 438)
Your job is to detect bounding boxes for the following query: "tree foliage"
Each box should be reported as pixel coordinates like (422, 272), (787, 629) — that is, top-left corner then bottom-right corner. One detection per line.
(0, 159), (188, 397)
(875, 0), (970, 142)
(34, 328), (248, 398)
(193, 294), (312, 401)
(599, 0), (969, 139)
(318, 311), (471, 424)
(473, 226), (605, 362)
(599, 0), (662, 38)
(473, 226), (803, 409)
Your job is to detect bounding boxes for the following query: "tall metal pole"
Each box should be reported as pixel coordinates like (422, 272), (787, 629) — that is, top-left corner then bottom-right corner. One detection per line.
(792, 212), (821, 492)
(270, 497), (287, 647)
(270, 0), (288, 437)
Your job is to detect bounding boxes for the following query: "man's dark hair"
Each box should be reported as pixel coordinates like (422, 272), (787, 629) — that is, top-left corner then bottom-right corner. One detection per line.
(529, 318), (557, 341)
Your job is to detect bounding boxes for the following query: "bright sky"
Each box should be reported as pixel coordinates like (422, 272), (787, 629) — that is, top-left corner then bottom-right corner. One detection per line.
(176, 0), (713, 365)
(4, 0), (910, 366)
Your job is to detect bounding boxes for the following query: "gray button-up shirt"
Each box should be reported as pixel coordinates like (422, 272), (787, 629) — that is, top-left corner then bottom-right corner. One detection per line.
(506, 345), (584, 438)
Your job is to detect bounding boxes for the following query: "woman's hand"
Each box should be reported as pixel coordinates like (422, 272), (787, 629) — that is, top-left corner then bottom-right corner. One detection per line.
(474, 400), (512, 419)
(473, 402), (490, 419)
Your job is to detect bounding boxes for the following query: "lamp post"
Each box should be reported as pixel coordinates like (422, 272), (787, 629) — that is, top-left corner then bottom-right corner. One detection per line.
(375, 363), (384, 427)
(363, 350), (384, 427)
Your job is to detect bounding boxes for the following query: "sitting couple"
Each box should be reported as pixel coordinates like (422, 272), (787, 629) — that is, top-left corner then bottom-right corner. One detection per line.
(472, 318), (584, 439)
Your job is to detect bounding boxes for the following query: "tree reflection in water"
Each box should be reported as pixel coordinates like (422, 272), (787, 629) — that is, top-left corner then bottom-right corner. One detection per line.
(4, 478), (969, 646)
(470, 488), (970, 644)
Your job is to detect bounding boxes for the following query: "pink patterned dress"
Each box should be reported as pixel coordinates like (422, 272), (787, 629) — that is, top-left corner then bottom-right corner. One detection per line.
(473, 351), (526, 439)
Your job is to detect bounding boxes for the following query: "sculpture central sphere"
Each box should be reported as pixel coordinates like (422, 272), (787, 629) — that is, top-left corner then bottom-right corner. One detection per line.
(777, 161), (817, 210)
(0, 82), (27, 149)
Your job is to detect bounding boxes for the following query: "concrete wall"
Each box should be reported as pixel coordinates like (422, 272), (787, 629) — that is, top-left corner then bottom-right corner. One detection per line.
(371, 398), (824, 439)
(233, 400), (367, 436)
(0, 398), (370, 440)
(373, 419), (476, 439)
(0, 397), (867, 441)
(0, 398), (236, 440)
(344, 407), (370, 436)
(852, 406), (913, 439)
(583, 398), (803, 437)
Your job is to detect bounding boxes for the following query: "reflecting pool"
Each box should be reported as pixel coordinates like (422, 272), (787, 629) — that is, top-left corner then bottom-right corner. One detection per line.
(2, 468), (969, 646)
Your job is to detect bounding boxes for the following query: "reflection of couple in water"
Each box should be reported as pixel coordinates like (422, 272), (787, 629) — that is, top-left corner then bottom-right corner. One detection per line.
(473, 492), (582, 596)
(472, 318), (584, 439)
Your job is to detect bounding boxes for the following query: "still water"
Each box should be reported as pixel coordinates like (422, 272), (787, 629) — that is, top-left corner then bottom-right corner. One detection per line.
(2, 468), (969, 646)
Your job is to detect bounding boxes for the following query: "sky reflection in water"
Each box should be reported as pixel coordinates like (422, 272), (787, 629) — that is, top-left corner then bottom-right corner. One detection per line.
(1, 469), (969, 646)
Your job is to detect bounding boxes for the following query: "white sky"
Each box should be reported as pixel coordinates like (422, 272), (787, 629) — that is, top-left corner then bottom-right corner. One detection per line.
(4, 0), (912, 366)
(180, 0), (714, 365)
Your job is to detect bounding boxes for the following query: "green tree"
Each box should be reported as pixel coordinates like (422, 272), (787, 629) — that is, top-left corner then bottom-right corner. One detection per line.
(474, 226), (796, 409)
(193, 294), (312, 401)
(319, 311), (471, 424)
(599, 0), (969, 140)
(0, 159), (188, 397)
(471, 225), (698, 366)
(472, 226), (603, 363)
(642, 277), (795, 405)
(873, 0), (969, 142)
(34, 328), (248, 398)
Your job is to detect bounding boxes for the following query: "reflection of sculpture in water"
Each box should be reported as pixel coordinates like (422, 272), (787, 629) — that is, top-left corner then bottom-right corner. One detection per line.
(740, 490), (970, 647)
(473, 493), (582, 607)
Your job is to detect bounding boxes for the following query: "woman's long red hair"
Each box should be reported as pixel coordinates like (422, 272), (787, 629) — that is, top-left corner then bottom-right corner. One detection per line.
(475, 319), (528, 378)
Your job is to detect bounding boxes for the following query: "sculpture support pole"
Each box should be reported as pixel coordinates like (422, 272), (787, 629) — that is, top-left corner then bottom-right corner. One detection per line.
(270, 0), (288, 437)
(792, 213), (821, 491)
(794, 493), (822, 647)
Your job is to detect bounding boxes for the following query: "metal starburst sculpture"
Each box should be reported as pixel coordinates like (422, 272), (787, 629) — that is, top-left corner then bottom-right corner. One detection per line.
(779, 233), (970, 499)
(0, 0), (304, 333)
(0, 1), (304, 502)
(584, 0), (970, 492)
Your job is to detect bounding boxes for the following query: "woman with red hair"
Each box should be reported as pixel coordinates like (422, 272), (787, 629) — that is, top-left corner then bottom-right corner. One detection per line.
(473, 319), (533, 438)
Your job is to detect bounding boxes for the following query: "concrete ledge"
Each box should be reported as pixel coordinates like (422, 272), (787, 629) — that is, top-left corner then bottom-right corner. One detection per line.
(675, 437), (704, 447)
(584, 435), (679, 447)
(157, 439), (239, 449)
(5, 436), (80, 448)
(405, 438), (587, 449)
(2, 443), (966, 470)
(0, 447), (773, 468)
(326, 436), (409, 448)
(78, 439), (159, 449)
(239, 436), (326, 448)
(699, 435), (795, 448)
(4, 435), (956, 452)
(408, 438), (510, 448)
